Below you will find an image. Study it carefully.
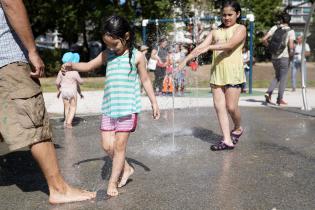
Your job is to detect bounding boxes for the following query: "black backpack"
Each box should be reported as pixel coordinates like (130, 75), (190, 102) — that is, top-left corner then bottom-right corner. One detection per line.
(268, 26), (289, 56)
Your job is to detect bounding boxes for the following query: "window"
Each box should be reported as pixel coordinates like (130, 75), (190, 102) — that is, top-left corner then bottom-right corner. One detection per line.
(303, 8), (311, 13)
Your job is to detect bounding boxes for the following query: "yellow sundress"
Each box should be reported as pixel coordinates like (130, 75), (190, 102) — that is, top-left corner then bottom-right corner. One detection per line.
(210, 24), (245, 86)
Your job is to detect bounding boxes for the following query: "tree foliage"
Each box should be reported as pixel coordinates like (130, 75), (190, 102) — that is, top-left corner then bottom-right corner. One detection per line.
(240, 0), (283, 33)
(24, 0), (289, 69)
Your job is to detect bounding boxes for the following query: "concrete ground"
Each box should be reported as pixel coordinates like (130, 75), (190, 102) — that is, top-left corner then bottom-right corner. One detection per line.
(0, 103), (315, 209)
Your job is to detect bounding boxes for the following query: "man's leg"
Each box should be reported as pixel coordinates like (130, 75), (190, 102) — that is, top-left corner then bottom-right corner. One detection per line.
(277, 58), (289, 102)
(31, 140), (96, 204)
(267, 59), (281, 94)
(0, 63), (95, 204)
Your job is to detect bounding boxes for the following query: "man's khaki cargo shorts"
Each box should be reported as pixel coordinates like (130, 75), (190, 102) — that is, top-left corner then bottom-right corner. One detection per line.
(0, 62), (52, 151)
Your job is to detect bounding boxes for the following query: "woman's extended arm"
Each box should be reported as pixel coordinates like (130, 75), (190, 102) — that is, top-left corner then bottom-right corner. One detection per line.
(180, 31), (214, 67)
(207, 25), (247, 51)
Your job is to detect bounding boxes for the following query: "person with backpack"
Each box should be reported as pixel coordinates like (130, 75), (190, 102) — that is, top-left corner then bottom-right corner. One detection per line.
(262, 12), (295, 106)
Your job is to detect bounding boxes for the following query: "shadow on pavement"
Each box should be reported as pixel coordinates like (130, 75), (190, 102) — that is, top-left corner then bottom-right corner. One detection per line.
(0, 151), (49, 194)
(192, 127), (221, 144)
(245, 98), (268, 105)
(73, 156), (150, 181)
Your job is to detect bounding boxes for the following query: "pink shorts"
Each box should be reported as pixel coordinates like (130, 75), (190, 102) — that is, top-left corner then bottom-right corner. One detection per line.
(100, 114), (138, 132)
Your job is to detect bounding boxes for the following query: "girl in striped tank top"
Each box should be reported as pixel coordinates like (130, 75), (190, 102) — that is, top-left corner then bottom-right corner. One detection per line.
(61, 15), (160, 197)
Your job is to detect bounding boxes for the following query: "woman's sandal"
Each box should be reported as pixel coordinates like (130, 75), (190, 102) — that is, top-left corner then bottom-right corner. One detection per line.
(210, 141), (234, 151)
(231, 127), (244, 145)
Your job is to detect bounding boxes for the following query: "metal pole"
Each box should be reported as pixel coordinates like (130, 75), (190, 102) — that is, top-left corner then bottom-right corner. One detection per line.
(301, 2), (315, 111)
(247, 14), (255, 94)
(142, 19), (149, 45)
(155, 19), (159, 44)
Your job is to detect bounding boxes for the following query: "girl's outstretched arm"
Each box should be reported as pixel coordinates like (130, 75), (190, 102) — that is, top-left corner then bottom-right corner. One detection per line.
(136, 52), (160, 120)
(61, 51), (107, 73)
(179, 31), (214, 69)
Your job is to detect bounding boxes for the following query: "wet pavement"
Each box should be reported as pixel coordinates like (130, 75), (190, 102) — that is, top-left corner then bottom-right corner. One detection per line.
(1, 107), (315, 210)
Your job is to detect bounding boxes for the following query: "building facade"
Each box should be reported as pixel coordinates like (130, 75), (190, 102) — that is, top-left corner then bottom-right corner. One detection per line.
(283, 0), (314, 60)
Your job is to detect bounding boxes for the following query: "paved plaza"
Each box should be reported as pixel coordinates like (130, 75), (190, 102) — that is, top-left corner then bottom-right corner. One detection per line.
(43, 88), (315, 116)
(0, 89), (315, 209)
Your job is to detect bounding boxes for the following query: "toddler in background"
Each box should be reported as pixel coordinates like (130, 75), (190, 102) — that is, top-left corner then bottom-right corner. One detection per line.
(56, 52), (84, 128)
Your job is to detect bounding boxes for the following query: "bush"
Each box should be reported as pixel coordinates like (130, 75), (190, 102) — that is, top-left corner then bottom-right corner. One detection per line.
(38, 48), (65, 77)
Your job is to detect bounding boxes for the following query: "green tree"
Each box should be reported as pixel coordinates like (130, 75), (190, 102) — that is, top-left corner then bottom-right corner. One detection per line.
(24, 0), (57, 37)
(239, 0), (283, 60)
(240, 0), (282, 32)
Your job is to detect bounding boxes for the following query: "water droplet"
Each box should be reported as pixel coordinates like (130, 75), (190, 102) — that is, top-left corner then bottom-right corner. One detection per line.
(283, 171), (294, 178)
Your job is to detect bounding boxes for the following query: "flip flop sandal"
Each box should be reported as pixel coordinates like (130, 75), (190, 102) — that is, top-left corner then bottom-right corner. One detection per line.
(231, 128), (244, 145)
(210, 141), (234, 151)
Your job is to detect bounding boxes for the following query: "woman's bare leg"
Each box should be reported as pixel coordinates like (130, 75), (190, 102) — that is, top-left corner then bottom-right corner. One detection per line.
(225, 88), (243, 135)
(225, 87), (242, 132)
(212, 86), (234, 146)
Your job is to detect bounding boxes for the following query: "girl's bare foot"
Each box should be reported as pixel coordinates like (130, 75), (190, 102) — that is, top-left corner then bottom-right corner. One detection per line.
(118, 166), (134, 188)
(232, 127), (243, 135)
(64, 123), (73, 129)
(107, 181), (119, 196)
(49, 185), (96, 204)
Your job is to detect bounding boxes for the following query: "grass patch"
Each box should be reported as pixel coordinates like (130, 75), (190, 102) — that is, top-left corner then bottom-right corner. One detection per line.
(40, 77), (105, 92)
(40, 62), (315, 93)
(40, 77), (315, 93)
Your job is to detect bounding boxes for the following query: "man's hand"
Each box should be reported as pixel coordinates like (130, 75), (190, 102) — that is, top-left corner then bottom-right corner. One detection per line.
(29, 51), (45, 78)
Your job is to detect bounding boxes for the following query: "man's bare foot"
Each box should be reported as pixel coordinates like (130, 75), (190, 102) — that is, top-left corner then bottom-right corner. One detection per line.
(118, 166), (134, 188)
(49, 185), (96, 204)
(107, 181), (119, 196)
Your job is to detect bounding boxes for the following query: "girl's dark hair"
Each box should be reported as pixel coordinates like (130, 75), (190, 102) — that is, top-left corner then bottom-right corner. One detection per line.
(102, 15), (135, 71)
(219, 1), (242, 27)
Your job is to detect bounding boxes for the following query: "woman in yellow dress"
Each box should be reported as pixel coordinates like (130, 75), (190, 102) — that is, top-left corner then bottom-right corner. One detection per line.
(179, 1), (246, 151)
